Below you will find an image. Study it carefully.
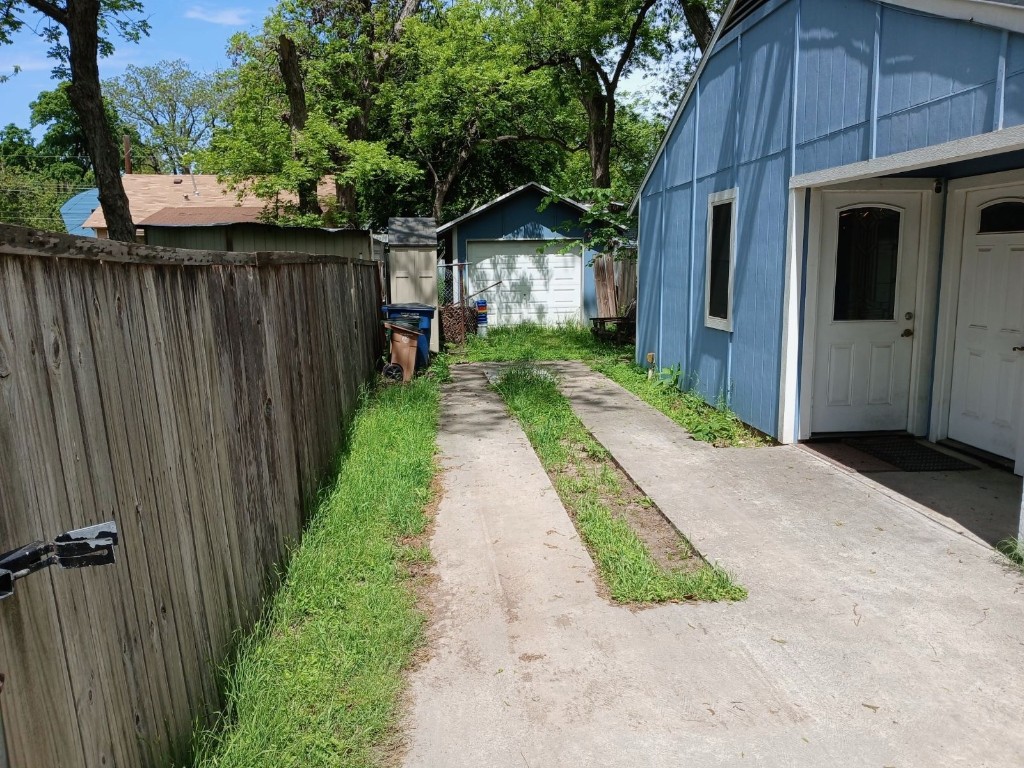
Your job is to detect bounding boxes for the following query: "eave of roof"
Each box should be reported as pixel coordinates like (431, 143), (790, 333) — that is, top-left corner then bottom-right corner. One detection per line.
(629, 0), (1024, 215)
(137, 206), (266, 227)
(436, 182), (590, 234)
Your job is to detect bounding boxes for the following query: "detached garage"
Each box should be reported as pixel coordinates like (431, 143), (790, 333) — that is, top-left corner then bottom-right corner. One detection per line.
(437, 183), (600, 326)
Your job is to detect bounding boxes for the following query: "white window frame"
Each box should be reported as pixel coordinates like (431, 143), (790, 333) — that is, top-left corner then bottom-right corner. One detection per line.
(705, 188), (738, 332)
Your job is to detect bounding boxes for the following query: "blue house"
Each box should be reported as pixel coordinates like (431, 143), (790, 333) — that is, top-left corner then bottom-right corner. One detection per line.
(635, 0), (1024, 477)
(437, 183), (601, 325)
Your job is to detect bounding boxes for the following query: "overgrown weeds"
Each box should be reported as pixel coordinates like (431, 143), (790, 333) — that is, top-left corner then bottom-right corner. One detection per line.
(592, 360), (765, 447)
(492, 364), (746, 604)
(188, 377), (439, 768)
(997, 536), (1024, 573)
(457, 322), (764, 447)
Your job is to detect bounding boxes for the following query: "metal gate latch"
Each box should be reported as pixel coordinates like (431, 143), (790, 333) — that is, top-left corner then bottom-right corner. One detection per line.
(0, 521), (119, 601)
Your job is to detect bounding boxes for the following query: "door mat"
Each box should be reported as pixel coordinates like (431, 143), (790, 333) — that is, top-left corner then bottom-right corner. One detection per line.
(841, 436), (978, 472)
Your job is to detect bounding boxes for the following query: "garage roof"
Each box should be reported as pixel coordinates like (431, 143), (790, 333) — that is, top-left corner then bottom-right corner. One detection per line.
(436, 183), (590, 235)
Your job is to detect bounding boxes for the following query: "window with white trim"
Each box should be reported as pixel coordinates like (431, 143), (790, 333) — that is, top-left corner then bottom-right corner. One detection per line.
(705, 189), (737, 331)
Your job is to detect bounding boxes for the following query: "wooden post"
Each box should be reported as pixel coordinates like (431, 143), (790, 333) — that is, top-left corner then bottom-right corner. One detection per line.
(122, 134), (132, 175)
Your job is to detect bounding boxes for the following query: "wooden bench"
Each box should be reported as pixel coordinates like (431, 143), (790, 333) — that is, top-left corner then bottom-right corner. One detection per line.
(590, 303), (636, 344)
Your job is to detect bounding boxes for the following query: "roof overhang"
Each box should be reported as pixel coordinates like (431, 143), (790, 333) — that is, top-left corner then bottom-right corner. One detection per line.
(789, 123), (1024, 188)
(630, 0), (1024, 215)
(436, 182), (590, 234)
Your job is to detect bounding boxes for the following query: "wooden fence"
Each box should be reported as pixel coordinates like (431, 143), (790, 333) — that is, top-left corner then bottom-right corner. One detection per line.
(0, 225), (383, 767)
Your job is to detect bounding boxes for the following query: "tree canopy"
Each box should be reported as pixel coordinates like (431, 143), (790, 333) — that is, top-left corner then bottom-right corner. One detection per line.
(0, 0), (720, 236)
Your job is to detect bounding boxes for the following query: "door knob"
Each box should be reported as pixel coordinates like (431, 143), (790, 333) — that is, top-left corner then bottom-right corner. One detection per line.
(901, 328), (914, 338)
(905, 311), (914, 320)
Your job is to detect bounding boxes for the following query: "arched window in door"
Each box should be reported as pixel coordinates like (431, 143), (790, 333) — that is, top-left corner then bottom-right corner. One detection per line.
(833, 206), (902, 321)
(979, 200), (1024, 234)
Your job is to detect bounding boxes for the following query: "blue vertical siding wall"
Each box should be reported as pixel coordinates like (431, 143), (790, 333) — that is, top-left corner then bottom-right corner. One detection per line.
(638, 0), (1024, 438)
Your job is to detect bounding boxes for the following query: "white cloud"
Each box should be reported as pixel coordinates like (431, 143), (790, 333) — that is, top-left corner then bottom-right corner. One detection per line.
(0, 55), (52, 73)
(184, 6), (251, 25)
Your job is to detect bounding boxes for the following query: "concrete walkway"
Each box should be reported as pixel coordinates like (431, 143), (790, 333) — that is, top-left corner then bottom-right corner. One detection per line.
(402, 363), (1024, 768)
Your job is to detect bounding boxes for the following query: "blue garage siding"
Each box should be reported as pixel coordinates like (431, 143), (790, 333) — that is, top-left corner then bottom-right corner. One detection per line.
(638, 0), (1024, 439)
(452, 187), (600, 320)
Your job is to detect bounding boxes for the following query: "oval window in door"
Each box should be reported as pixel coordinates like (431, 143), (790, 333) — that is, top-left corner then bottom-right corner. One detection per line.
(979, 200), (1024, 234)
(833, 206), (901, 321)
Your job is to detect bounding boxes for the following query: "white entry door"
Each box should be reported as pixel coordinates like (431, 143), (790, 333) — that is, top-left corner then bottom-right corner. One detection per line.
(947, 187), (1024, 460)
(811, 192), (922, 433)
(466, 240), (582, 326)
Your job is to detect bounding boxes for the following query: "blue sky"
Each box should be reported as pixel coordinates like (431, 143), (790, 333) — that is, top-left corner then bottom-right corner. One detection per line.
(0, 1), (275, 133)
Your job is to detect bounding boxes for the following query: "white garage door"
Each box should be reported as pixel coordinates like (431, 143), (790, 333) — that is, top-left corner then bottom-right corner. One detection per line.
(465, 240), (582, 326)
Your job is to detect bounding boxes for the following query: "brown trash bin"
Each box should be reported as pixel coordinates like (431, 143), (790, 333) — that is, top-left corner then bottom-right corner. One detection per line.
(384, 321), (422, 382)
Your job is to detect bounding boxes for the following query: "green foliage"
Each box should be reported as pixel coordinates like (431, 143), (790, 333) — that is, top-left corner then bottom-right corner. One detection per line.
(493, 364), (745, 603)
(0, 0), (149, 80)
(0, 120), (95, 231)
(593, 359), (764, 447)
(103, 60), (230, 173)
(997, 537), (1024, 573)
(459, 323), (763, 447)
(462, 320), (624, 363)
(203, 2), (423, 227)
(189, 377), (439, 767)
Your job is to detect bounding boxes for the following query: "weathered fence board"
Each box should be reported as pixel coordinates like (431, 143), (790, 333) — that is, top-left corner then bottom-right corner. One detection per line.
(0, 225), (382, 767)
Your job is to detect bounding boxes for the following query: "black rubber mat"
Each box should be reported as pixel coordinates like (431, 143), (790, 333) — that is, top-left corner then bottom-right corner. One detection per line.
(841, 436), (978, 472)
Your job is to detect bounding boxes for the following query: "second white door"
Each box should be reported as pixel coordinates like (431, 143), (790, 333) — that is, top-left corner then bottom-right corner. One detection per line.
(811, 191), (922, 433)
(947, 185), (1024, 460)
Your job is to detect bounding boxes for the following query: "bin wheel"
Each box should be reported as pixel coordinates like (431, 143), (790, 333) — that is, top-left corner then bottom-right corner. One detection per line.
(382, 363), (404, 382)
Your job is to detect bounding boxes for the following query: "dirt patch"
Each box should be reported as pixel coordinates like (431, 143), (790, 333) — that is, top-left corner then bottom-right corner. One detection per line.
(387, 469), (444, 768)
(574, 446), (702, 575)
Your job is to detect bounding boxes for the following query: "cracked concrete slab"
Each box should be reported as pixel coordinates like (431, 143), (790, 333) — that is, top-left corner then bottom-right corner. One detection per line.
(401, 363), (1024, 768)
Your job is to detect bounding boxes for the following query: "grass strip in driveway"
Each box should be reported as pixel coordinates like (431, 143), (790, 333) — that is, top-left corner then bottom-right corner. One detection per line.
(589, 359), (764, 447)
(460, 322), (763, 447)
(189, 378), (438, 768)
(493, 364), (746, 604)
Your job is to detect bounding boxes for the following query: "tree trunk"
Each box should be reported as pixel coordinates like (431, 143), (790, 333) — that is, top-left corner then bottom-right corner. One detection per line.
(278, 35), (322, 217)
(65, 0), (134, 241)
(683, 1), (715, 52)
(582, 92), (614, 189)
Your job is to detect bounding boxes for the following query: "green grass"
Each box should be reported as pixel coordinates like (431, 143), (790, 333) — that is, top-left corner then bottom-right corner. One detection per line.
(591, 359), (764, 447)
(462, 320), (621, 363)
(492, 364), (746, 604)
(188, 378), (439, 768)
(458, 322), (763, 447)
(997, 536), (1024, 573)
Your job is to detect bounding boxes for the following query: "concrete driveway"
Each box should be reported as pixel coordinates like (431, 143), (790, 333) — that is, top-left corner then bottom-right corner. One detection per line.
(402, 363), (1024, 768)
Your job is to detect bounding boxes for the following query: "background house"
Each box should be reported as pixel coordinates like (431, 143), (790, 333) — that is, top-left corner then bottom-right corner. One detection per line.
(437, 183), (603, 326)
(80, 174), (337, 239)
(634, 0), (1024, 496)
(138, 207), (372, 261)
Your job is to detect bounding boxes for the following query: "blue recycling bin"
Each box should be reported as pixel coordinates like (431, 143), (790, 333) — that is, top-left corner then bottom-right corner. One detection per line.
(381, 303), (435, 369)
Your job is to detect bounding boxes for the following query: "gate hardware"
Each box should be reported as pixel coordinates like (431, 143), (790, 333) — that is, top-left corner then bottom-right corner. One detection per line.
(0, 521), (118, 601)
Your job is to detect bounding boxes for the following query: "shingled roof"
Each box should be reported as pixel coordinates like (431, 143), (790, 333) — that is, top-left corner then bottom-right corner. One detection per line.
(82, 175), (337, 231)
(137, 206), (267, 227)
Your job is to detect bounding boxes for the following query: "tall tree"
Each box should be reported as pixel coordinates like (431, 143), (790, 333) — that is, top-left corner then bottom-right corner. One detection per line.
(206, 0), (426, 226)
(517, 0), (714, 189)
(103, 59), (229, 174)
(381, 2), (577, 221)
(0, 0), (149, 240)
(31, 82), (153, 174)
